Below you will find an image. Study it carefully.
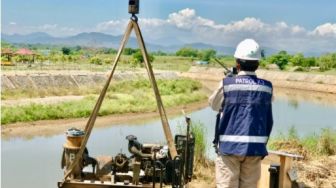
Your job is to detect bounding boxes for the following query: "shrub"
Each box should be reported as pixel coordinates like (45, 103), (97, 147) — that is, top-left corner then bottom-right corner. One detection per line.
(89, 57), (103, 65)
(132, 50), (154, 64)
(176, 47), (199, 57)
(267, 51), (291, 70)
(318, 53), (336, 71)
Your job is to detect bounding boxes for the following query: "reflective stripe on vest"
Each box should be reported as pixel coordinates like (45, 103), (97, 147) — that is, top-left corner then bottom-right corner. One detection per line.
(223, 84), (272, 94)
(219, 135), (268, 143)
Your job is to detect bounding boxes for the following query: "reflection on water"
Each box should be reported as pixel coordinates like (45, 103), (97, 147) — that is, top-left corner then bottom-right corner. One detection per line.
(2, 90), (336, 188)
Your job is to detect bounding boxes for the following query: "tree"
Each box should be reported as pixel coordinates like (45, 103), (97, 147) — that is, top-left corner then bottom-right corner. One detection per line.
(291, 53), (304, 66)
(132, 50), (154, 63)
(123, 48), (137, 55)
(302, 57), (316, 67)
(267, 51), (291, 70)
(199, 49), (217, 61)
(176, 47), (198, 57)
(61, 47), (71, 55)
(318, 53), (336, 71)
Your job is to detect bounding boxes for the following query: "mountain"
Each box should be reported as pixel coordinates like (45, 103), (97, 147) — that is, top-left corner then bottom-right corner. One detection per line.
(2, 32), (57, 44)
(3, 32), (281, 55)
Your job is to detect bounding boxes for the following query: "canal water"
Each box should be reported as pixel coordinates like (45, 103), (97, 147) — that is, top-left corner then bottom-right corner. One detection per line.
(2, 90), (336, 188)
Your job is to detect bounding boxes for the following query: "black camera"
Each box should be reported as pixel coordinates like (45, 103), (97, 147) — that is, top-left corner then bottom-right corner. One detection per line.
(128, 0), (139, 15)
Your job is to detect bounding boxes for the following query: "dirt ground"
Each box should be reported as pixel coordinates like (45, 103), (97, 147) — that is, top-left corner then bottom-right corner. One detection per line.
(187, 156), (336, 188)
(296, 155), (336, 188)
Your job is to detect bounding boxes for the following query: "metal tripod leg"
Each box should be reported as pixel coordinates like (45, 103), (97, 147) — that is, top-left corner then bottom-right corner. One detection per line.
(61, 21), (133, 184)
(132, 20), (178, 158)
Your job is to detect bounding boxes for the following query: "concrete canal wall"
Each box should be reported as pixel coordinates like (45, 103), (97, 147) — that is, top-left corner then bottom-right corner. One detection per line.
(1, 70), (178, 90)
(2, 68), (336, 94)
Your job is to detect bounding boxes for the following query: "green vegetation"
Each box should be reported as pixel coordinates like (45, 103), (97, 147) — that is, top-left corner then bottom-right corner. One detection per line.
(61, 47), (72, 55)
(318, 53), (336, 71)
(89, 56), (104, 65)
(1, 79), (206, 125)
(1, 86), (101, 100)
(2, 42), (336, 74)
(190, 121), (207, 164)
(175, 47), (217, 61)
(132, 50), (155, 64)
(261, 50), (336, 72)
(176, 47), (199, 58)
(268, 127), (336, 158)
(177, 120), (211, 179)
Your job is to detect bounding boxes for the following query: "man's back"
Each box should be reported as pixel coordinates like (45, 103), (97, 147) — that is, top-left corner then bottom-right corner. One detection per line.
(211, 39), (273, 188)
(218, 73), (273, 156)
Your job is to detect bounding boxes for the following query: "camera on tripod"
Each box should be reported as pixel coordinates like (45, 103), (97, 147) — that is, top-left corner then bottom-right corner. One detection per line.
(128, 0), (139, 15)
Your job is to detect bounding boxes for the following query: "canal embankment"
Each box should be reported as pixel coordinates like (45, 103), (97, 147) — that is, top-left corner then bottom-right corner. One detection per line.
(1, 67), (336, 130)
(180, 66), (336, 94)
(2, 67), (336, 94)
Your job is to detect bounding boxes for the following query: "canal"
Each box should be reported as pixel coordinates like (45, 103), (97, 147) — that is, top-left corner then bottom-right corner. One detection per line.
(1, 89), (336, 188)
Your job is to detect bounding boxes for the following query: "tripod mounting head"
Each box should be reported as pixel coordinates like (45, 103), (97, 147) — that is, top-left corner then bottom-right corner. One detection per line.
(128, 0), (139, 15)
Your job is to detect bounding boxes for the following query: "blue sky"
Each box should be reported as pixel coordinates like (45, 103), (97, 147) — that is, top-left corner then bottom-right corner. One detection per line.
(2, 0), (336, 53)
(2, 0), (335, 29)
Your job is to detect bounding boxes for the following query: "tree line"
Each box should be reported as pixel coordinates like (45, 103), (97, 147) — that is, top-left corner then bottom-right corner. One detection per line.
(175, 47), (217, 61)
(261, 51), (336, 71)
(2, 41), (336, 71)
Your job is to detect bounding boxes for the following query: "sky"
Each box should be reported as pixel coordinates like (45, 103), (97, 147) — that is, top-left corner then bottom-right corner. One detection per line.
(2, 0), (336, 53)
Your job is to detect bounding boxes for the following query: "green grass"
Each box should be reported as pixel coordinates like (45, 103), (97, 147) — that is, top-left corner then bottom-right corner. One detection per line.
(1, 79), (207, 125)
(178, 120), (207, 163)
(268, 127), (336, 158)
(151, 56), (192, 71)
(191, 121), (207, 163)
(1, 86), (103, 100)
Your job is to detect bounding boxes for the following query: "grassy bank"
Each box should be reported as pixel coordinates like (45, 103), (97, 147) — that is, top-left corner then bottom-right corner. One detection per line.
(189, 124), (336, 187)
(1, 78), (207, 125)
(269, 128), (336, 187)
(1, 85), (103, 100)
(268, 127), (336, 159)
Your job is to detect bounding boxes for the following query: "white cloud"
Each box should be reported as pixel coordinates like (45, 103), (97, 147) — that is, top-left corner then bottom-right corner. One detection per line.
(223, 17), (265, 32)
(312, 23), (336, 37)
(167, 8), (198, 29)
(2, 8), (336, 53)
(9, 22), (17, 25)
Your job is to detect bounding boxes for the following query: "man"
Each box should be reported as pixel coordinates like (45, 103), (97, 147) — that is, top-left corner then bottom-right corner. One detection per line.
(209, 39), (273, 188)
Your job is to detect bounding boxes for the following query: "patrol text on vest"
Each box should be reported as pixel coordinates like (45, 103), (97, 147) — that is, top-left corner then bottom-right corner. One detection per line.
(235, 78), (265, 85)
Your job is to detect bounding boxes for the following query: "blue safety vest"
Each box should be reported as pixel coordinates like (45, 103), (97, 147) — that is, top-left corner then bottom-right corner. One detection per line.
(218, 75), (273, 157)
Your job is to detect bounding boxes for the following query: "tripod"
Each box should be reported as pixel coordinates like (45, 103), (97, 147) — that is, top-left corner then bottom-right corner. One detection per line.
(61, 14), (178, 184)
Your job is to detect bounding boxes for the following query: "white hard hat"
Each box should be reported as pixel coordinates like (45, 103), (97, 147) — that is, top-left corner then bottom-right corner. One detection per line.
(234, 39), (261, 61)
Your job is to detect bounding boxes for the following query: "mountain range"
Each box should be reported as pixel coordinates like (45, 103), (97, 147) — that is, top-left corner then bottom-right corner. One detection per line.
(2, 32), (281, 55)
